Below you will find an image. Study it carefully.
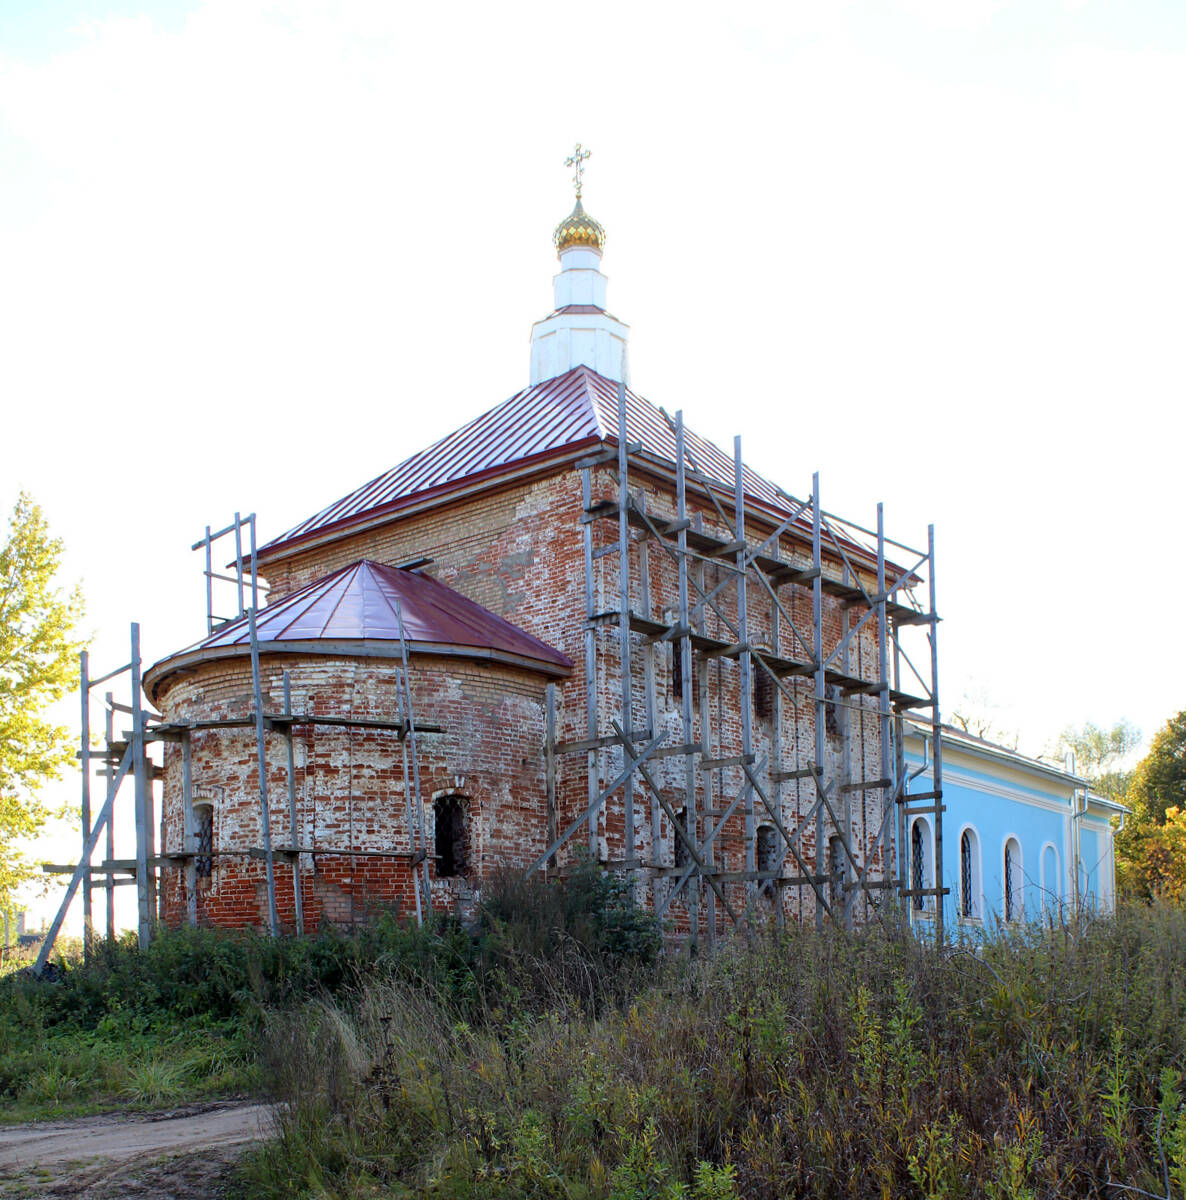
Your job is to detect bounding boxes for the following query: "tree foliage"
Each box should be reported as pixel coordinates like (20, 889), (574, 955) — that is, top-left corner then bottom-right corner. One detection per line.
(0, 494), (85, 909)
(1113, 712), (1186, 903)
(1055, 719), (1142, 802)
(1115, 805), (1186, 904)
(1125, 711), (1186, 826)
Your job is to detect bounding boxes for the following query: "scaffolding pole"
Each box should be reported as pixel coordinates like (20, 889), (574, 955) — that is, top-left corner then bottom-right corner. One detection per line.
(247, 606), (280, 937)
(543, 395), (943, 944)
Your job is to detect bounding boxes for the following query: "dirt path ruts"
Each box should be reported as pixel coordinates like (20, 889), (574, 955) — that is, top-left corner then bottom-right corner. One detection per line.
(0, 1102), (274, 1199)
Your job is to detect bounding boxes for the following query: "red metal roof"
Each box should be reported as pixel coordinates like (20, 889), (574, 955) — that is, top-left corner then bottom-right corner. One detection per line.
(259, 366), (802, 558)
(146, 561), (571, 695)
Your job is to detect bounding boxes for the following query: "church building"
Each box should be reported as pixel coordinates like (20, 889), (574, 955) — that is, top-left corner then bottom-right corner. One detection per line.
(142, 151), (946, 941)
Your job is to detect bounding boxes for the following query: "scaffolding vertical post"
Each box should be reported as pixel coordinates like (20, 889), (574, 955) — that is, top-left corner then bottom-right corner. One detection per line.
(770, 571), (784, 928)
(811, 473), (826, 928)
(131, 623), (152, 949)
(874, 504), (900, 926)
(105, 692), (115, 938)
(928, 525), (945, 940)
(674, 411), (698, 947)
(394, 601), (432, 914)
(247, 607), (280, 936)
(735, 438), (755, 908)
(839, 564), (854, 928)
(182, 727), (197, 927)
(696, 556), (716, 945)
(545, 683), (557, 870)
(204, 526), (214, 635)
(582, 467), (599, 858)
(233, 512), (245, 619)
(616, 382), (636, 867)
(395, 667), (423, 926)
(282, 672), (304, 934)
(636, 492), (660, 907)
(79, 651), (92, 957)
(249, 514), (260, 614)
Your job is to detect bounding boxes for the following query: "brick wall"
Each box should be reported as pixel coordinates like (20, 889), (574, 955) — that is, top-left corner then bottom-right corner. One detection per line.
(239, 459), (903, 939)
(155, 651), (550, 931)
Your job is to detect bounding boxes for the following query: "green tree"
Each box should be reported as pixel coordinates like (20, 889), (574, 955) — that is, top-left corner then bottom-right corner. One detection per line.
(0, 494), (85, 912)
(1125, 711), (1186, 826)
(1115, 806), (1186, 904)
(1112, 712), (1186, 902)
(1055, 720), (1142, 802)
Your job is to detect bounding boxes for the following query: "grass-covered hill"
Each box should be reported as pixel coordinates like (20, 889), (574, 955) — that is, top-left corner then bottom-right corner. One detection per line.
(4, 869), (1185, 1199)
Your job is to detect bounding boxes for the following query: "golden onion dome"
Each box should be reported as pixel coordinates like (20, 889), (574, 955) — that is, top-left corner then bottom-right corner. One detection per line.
(553, 198), (605, 255)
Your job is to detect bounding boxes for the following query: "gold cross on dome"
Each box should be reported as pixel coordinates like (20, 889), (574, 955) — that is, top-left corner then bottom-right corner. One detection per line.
(565, 143), (591, 199)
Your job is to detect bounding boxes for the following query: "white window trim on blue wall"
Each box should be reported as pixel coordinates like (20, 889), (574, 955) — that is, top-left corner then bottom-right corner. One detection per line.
(1002, 834), (1024, 923)
(957, 823), (983, 923)
(909, 815), (936, 916)
(1040, 841), (1062, 916)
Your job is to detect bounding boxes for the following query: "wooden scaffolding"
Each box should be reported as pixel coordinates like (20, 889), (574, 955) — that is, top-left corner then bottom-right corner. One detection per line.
(35, 514), (439, 973)
(534, 384), (946, 941)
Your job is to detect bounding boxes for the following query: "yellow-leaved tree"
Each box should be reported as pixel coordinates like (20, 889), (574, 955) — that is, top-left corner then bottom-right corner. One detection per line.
(0, 494), (85, 915)
(1115, 711), (1186, 903)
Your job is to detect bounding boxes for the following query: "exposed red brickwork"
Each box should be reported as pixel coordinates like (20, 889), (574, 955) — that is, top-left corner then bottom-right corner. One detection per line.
(156, 652), (549, 930)
(156, 457), (901, 936)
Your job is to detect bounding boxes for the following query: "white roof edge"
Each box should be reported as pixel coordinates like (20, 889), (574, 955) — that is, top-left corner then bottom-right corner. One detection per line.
(904, 720), (1089, 788)
(1085, 791), (1130, 814)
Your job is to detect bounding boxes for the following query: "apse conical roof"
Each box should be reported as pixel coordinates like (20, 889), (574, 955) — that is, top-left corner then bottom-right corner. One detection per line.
(144, 560), (571, 701)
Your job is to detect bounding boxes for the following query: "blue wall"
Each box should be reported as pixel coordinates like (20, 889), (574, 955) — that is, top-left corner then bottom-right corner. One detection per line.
(903, 739), (1081, 933)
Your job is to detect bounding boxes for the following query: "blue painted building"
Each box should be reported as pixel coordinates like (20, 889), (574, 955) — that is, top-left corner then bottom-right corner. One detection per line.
(902, 724), (1126, 932)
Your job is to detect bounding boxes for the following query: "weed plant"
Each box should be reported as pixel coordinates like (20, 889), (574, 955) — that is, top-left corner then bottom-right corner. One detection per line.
(0, 863), (658, 1122)
(239, 900), (1186, 1200)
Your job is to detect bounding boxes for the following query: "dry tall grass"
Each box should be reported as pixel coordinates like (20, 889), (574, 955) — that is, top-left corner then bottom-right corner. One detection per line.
(240, 902), (1186, 1199)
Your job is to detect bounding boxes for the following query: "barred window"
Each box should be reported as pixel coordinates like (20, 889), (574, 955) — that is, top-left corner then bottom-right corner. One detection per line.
(960, 831), (973, 919)
(194, 802), (214, 879)
(1004, 838), (1021, 923)
(911, 821), (925, 911)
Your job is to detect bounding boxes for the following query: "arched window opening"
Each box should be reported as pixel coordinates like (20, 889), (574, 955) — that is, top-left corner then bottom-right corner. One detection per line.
(674, 808), (691, 871)
(671, 644), (699, 709)
(911, 820), (925, 911)
(1041, 843), (1061, 915)
(194, 801), (214, 879)
(757, 824), (779, 874)
(828, 835), (845, 908)
(753, 648), (773, 720)
(960, 830), (974, 919)
(824, 688), (842, 743)
(1004, 838), (1022, 923)
(434, 796), (469, 878)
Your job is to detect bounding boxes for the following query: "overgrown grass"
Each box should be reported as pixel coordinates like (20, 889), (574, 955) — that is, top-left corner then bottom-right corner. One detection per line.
(0, 911), (449, 1121)
(238, 902), (1186, 1200)
(0, 862), (660, 1123)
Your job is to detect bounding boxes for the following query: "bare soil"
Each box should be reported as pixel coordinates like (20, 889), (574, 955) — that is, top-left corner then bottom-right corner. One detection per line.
(0, 1101), (273, 1199)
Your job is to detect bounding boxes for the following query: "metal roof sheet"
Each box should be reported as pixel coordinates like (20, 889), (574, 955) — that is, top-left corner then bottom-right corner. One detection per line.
(181, 560), (572, 670)
(259, 366), (801, 557)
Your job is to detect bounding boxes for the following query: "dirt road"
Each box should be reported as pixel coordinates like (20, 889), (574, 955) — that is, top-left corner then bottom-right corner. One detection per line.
(0, 1101), (274, 1199)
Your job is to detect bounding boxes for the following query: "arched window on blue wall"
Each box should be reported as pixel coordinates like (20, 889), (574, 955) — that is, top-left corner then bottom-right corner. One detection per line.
(959, 827), (982, 921)
(1004, 837), (1022, 923)
(910, 817), (933, 912)
(1041, 843), (1061, 916)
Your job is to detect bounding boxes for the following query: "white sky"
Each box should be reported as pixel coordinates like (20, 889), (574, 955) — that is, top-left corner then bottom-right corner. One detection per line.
(2, 0), (1183, 931)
